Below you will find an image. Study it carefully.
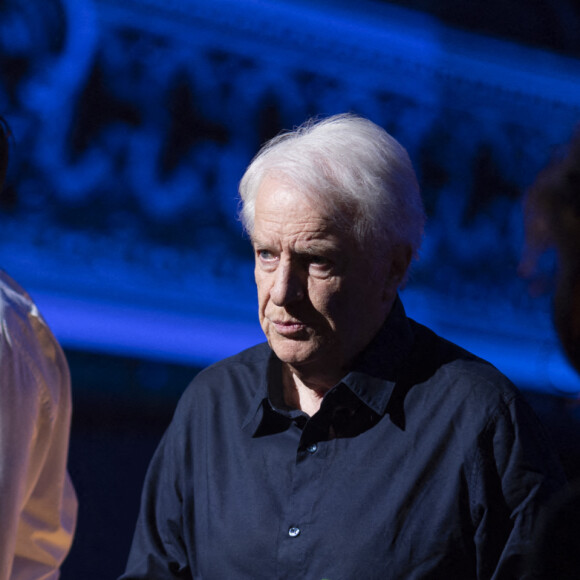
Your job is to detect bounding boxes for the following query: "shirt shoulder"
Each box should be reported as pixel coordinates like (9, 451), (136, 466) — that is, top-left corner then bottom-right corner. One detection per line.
(404, 319), (564, 487)
(171, 342), (271, 420)
(0, 271), (69, 400)
(402, 318), (529, 433)
(409, 318), (517, 393)
(0, 271), (36, 330)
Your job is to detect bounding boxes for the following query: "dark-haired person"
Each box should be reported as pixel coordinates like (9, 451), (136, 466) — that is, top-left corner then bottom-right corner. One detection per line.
(521, 129), (580, 376)
(122, 114), (565, 579)
(521, 129), (580, 579)
(0, 118), (77, 579)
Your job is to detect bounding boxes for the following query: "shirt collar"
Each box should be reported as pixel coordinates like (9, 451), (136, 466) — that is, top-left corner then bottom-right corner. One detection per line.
(342, 295), (414, 415)
(242, 353), (300, 435)
(243, 294), (415, 436)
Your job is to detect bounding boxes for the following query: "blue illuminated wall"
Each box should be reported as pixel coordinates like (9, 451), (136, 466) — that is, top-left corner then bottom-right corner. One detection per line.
(1, 0), (580, 392)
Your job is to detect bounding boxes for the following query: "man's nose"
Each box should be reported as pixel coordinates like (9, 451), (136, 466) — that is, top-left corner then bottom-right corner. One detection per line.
(270, 261), (305, 306)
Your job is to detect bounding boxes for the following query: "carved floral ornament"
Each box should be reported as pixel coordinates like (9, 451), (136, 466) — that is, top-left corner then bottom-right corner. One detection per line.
(0, 0), (579, 374)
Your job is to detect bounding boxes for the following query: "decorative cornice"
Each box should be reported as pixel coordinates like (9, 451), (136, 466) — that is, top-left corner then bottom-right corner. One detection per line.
(96, 0), (580, 114)
(1, 0), (578, 391)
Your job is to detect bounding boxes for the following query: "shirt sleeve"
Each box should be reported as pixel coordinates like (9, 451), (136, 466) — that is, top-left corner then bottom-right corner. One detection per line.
(471, 390), (566, 580)
(119, 402), (192, 580)
(0, 276), (77, 580)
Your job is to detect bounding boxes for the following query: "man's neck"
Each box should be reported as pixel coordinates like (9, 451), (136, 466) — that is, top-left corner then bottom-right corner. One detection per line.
(281, 364), (342, 416)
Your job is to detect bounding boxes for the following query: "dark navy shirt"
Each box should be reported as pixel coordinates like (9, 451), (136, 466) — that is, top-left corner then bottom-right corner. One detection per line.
(120, 298), (565, 580)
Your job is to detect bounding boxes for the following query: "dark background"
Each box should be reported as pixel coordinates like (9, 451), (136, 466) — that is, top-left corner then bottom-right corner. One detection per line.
(1, 0), (580, 577)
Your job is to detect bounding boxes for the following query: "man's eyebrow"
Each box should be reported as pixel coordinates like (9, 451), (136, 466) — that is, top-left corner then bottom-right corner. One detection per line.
(300, 244), (335, 255)
(250, 236), (268, 247)
(250, 234), (339, 251)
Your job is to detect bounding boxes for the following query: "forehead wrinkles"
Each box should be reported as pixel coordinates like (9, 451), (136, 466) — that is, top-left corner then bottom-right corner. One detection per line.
(255, 217), (339, 246)
(254, 207), (338, 247)
(252, 175), (349, 251)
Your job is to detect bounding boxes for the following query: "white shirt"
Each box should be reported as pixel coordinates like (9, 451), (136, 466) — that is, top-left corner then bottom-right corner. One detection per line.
(0, 272), (77, 580)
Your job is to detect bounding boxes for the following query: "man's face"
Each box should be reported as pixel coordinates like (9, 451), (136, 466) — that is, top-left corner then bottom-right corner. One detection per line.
(553, 255), (580, 375)
(252, 176), (400, 382)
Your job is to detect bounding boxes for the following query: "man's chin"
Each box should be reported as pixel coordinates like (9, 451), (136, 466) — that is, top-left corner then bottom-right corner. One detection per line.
(269, 339), (319, 366)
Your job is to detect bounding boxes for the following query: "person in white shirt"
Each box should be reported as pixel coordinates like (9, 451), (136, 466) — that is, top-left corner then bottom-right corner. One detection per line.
(0, 118), (77, 579)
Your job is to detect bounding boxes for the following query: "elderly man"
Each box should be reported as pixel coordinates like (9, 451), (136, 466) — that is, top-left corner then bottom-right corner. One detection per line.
(121, 114), (564, 579)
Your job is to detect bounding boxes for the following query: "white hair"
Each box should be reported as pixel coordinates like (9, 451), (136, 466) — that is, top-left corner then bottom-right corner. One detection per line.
(238, 113), (425, 258)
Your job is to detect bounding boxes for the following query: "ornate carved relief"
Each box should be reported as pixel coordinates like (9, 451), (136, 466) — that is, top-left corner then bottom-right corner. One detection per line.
(1, 0), (579, 384)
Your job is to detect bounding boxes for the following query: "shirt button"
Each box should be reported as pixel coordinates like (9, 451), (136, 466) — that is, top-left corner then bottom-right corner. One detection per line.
(288, 526), (301, 537)
(306, 443), (318, 454)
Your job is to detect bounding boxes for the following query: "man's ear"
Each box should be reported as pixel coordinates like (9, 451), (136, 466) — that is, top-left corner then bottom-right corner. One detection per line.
(383, 244), (413, 299)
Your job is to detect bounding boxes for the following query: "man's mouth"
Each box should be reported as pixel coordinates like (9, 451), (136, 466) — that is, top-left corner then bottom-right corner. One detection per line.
(271, 319), (307, 336)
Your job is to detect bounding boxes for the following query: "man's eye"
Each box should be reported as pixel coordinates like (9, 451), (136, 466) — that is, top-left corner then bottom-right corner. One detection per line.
(308, 255), (332, 269)
(257, 249), (275, 261)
